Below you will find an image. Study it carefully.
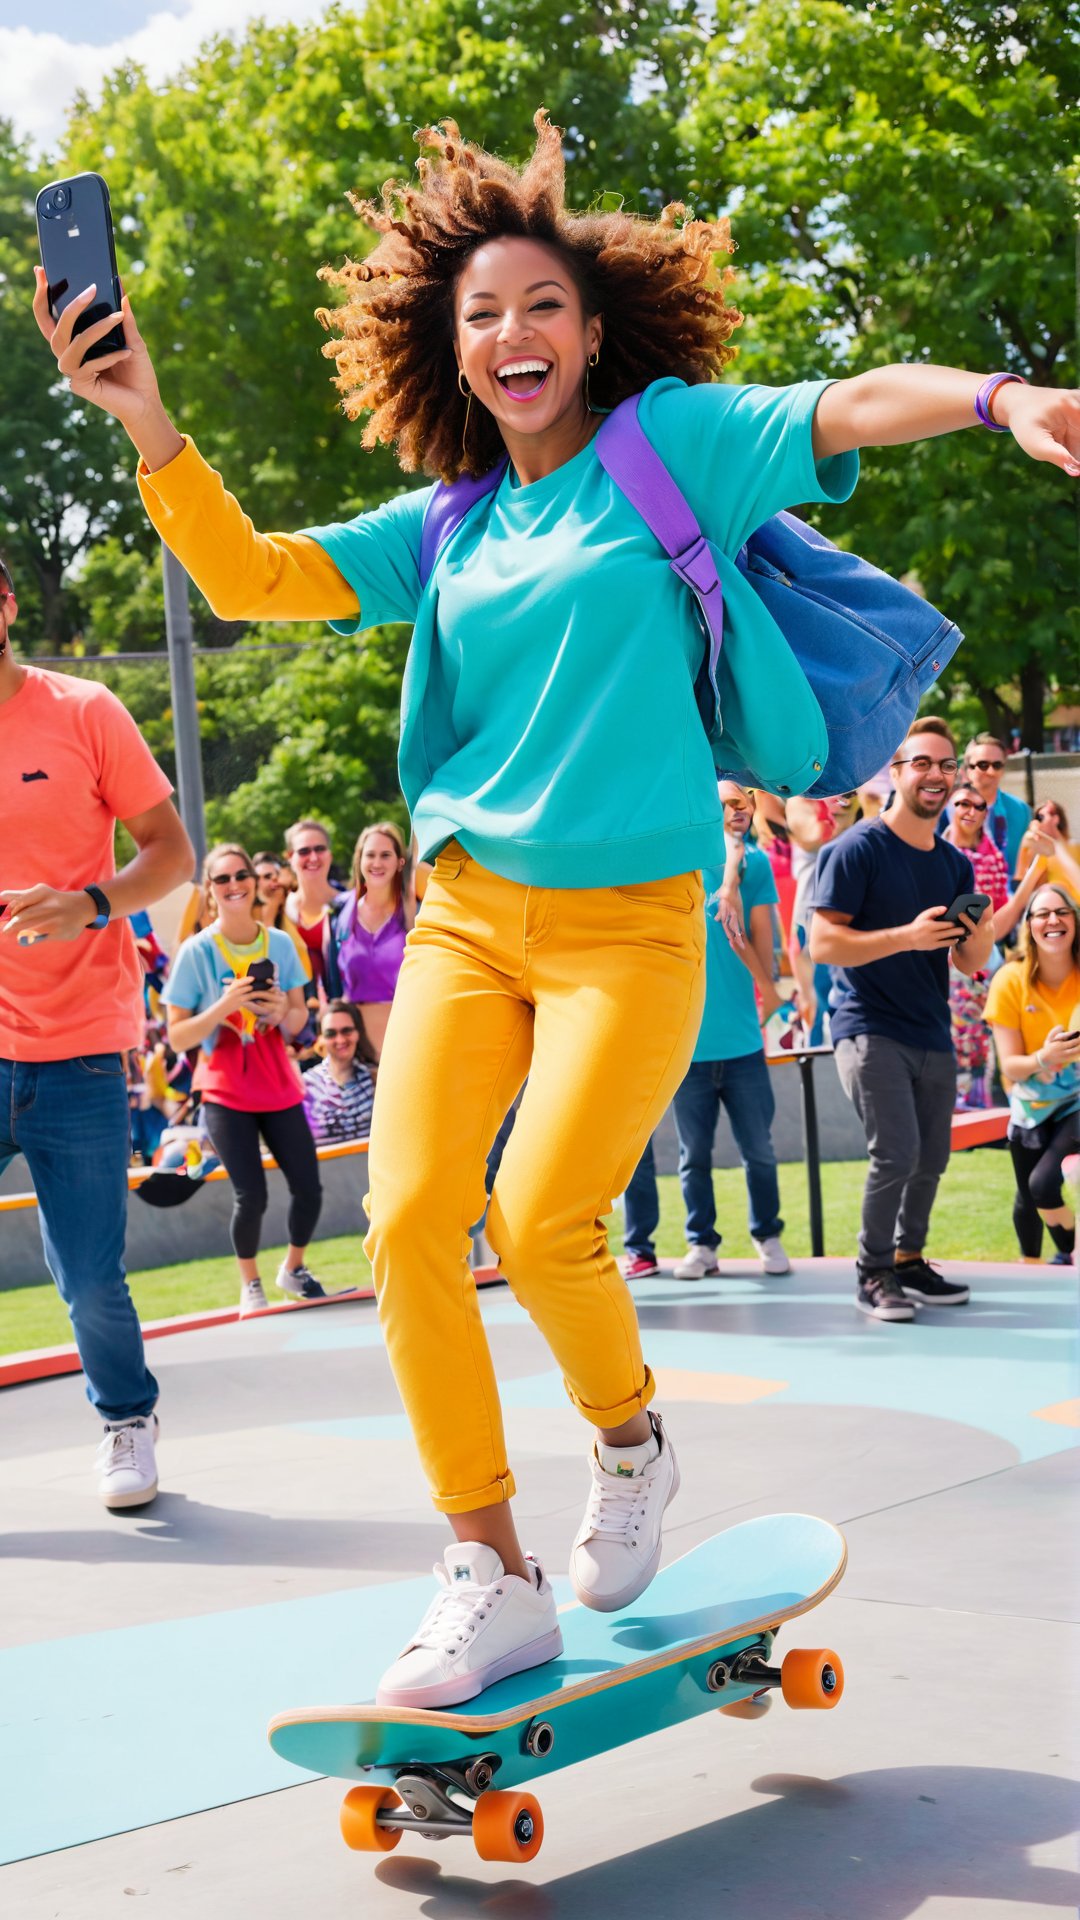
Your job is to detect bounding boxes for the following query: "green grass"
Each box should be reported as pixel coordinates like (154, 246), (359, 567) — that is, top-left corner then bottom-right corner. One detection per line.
(0, 1151), (1025, 1359)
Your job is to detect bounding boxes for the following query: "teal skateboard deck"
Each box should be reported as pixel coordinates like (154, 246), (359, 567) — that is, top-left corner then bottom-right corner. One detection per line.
(269, 1512), (846, 1864)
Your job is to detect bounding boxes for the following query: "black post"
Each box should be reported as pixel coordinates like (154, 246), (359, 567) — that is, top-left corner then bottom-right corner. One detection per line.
(799, 1053), (825, 1258)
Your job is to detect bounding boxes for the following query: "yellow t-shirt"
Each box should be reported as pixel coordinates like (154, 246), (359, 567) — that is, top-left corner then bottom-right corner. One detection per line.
(984, 963), (1080, 1053)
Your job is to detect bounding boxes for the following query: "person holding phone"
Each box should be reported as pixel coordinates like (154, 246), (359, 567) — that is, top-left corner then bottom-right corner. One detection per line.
(0, 554), (193, 1508)
(31, 115), (1080, 1706)
(943, 782), (1045, 1109)
(985, 884), (1080, 1266)
(163, 844), (325, 1313)
(811, 719), (995, 1318)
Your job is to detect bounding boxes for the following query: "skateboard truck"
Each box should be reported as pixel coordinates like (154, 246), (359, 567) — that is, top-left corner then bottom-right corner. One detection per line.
(706, 1637), (843, 1711)
(341, 1752), (547, 1862)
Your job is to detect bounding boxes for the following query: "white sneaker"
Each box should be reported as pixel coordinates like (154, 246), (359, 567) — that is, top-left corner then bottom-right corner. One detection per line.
(276, 1261), (330, 1301)
(376, 1543), (563, 1709)
(569, 1410), (679, 1612)
(752, 1235), (792, 1276)
(96, 1414), (159, 1510)
(673, 1244), (720, 1280)
(239, 1278), (269, 1315)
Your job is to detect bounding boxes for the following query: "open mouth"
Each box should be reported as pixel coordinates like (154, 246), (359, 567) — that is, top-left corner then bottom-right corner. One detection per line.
(494, 359), (553, 402)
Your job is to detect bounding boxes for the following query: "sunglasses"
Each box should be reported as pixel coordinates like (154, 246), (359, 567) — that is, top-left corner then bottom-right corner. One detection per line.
(323, 1024), (358, 1039)
(294, 843), (328, 858)
(968, 759), (1005, 774)
(210, 868), (254, 887)
(953, 796), (988, 812)
(893, 756), (959, 775)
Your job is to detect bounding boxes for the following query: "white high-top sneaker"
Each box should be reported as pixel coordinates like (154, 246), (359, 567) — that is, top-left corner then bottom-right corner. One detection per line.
(95, 1414), (159, 1510)
(376, 1543), (563, 1710)
(569, 1410), (679, 1612)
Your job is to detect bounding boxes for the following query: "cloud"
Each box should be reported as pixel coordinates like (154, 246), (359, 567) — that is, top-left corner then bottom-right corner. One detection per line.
(1, 1), (328, 155)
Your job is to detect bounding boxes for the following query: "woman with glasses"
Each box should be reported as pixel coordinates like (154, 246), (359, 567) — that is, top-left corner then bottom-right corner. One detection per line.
(985, 884), (1080, 1264)
(1017, 801), (1080, 899)
(332, 822), (416, 1061)
(943, 783), (1044, 1110)
(302, 1000), (378, 1145)
(164, 844), (326, 1312)
(282, 820), (345, 998)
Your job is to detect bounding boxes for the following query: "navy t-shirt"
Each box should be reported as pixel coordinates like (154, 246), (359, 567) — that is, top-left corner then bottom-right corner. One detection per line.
(814, 817), (973, 1052)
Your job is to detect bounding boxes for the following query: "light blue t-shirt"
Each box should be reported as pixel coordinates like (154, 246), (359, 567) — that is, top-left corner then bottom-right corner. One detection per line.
(164, 925), (307, 1054)
(694, 847), (779, 1063)
(304, 378), (858, 889)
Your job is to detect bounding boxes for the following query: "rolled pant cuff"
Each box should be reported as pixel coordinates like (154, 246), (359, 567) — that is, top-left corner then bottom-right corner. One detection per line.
(565, 1363), (656, 1428)
(432, 1468), (517, 1515)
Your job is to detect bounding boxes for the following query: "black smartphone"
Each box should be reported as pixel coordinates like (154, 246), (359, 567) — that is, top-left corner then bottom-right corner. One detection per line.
(247, 959), (276, 994)
(35, 172), (124, 363)
(941, 891), (991, 932)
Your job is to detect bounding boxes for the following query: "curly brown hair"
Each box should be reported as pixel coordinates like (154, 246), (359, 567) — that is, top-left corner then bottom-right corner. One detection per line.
(316, 109), (742, 482)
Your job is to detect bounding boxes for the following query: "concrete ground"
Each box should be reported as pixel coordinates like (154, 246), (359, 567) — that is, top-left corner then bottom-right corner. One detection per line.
(1, 1256), (1077, 1919)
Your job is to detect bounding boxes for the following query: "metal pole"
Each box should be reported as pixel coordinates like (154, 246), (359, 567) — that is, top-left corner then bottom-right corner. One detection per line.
(799, 1053), (825, 1258)
(161, 542), (206, 874)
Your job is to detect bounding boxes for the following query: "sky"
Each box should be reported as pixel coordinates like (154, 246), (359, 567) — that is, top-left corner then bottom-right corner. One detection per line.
(0, 0), (328, 154)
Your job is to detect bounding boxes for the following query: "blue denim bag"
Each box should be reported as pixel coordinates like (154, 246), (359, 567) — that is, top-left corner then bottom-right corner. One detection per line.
(419, 391), (963, 798)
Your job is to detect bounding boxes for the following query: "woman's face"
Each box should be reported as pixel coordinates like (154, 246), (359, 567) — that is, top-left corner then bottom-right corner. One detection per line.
(321, 1014), (359, 1065)
(454, 235), (602, 444)
(208, 856), (257, 915)
(1035, 803), (1063, 838)
(1028, 888), (1077, 957)
(950, 788), (988, 841)
(291, 830), (331, 883)
(360, 832), (403, 890)
(255, 860), (284, 900)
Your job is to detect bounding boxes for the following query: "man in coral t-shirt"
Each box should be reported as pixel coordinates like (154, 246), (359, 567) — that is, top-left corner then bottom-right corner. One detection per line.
(0, 558), (192, 1507)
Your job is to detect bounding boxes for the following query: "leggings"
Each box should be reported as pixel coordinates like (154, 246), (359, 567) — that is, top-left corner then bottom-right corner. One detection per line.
(202, 1100), (322, 1259)
(1008, 1113), (1080, 1257)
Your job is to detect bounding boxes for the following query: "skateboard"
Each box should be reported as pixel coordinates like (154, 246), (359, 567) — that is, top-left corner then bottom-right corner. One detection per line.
(268, 1511), (846, 1864)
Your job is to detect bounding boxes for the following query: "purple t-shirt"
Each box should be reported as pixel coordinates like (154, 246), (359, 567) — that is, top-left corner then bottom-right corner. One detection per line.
(335, 895), (408, 1003)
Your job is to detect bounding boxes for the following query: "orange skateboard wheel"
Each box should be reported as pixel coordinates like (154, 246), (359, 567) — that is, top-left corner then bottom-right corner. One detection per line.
(340, 1784), (402, 1851)
(780, 1647), (844, 1709)
(472, 1789), (544, 1862)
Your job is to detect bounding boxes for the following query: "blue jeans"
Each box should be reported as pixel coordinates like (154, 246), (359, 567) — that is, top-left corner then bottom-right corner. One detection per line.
(623, 1050), (783, 1258)
(0, 1055), (158, 1422)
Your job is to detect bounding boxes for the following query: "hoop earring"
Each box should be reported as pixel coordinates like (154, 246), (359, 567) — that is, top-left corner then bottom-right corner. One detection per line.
(458, 369), (473, 455)
(584, 348), (600, 413)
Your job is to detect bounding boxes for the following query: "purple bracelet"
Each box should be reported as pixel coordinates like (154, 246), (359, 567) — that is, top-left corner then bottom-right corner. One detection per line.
(974, 372), (1025, 431)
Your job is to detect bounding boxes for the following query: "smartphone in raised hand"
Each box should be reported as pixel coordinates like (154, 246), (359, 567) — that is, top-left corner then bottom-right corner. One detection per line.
(35, 172), (124, 362)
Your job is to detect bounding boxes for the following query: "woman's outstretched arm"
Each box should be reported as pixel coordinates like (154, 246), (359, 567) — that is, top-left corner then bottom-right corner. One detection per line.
(812, 363), (1080, 476)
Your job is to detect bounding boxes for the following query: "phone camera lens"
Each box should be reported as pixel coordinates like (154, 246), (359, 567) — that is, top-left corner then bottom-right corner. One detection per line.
(52, 185), (71, 211)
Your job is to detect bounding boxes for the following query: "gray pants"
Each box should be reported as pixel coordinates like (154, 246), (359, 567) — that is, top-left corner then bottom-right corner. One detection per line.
(834, 1034), (956, 1272)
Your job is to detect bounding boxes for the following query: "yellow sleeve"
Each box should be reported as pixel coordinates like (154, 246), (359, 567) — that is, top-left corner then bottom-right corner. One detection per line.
(984, 963), (1022, 1029)
(136, 438), (360, 624)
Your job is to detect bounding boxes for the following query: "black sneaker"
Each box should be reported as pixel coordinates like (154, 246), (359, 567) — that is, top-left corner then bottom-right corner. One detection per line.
(894, 1257), (970, 1307)
(856, 1270), (915, 1321)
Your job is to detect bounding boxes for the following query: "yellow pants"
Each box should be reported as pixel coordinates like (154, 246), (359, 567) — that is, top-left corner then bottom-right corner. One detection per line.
(363, 844), (706, 1513)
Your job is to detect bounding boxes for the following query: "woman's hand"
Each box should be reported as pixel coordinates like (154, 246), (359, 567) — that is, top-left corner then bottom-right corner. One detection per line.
(716, 884), (745, 948)
(32, 269), (184, 466)
(993, 381), (1080, 477)
(1037, 1026), (1080, 1074)
(251, 984), (289, 1029)
(214, 975), (256, 1021)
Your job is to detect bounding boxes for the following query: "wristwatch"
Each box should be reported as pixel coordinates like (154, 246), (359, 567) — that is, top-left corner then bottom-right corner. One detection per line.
(83, 885), (112, 931)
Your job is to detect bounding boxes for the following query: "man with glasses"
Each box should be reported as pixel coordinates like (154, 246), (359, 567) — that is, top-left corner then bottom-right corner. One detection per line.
(810, 720), (995, 1319)
(959, 733), (1031, 878)
(0, 555), (193, 1505)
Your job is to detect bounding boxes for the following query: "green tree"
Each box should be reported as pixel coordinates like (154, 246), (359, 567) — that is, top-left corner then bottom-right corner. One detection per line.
(680, 0), (1079, 743)
(0, 119), (145, 648)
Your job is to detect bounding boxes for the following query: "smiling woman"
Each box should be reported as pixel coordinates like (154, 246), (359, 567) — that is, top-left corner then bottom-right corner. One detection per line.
(32, 96), (1080, 1727)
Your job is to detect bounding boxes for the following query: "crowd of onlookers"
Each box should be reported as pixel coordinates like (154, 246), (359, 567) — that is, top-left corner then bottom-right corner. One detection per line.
(123, 735), (1079, 1316)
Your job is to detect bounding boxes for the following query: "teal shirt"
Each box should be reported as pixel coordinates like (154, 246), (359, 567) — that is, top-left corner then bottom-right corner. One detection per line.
(304, 377), (858, 889)
(694, 847), (779, 1063)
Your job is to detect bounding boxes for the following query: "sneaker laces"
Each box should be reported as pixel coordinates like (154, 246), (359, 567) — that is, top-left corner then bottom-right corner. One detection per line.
(581, 1452), (655, 1541)
(408, 1565), (507, 1656)
(99, 1423), (141, 1471)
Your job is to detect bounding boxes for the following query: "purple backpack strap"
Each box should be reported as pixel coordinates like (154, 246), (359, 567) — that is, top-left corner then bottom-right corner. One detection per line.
(419, 459), (509, 589)
(595, 394), (724, 700)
